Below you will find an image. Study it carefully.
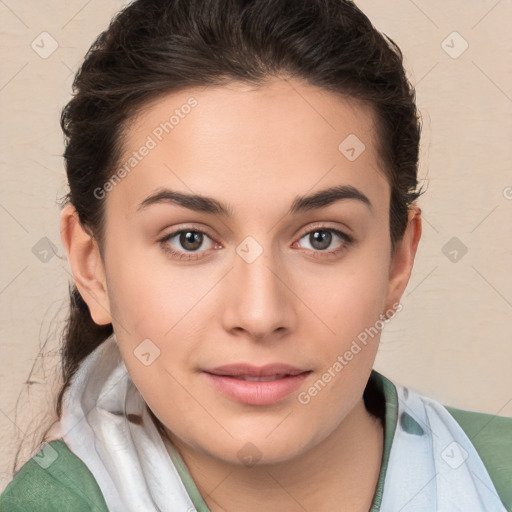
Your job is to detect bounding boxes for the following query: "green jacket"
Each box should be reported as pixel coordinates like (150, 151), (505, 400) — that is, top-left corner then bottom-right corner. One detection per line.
(2, 371), (511, 511)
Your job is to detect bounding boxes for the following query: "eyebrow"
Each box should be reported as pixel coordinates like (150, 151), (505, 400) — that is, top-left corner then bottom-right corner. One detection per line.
(137, 184), (372, 216)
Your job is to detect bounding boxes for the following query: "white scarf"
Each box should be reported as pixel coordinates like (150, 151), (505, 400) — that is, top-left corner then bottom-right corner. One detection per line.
(57, 334), (506, 511)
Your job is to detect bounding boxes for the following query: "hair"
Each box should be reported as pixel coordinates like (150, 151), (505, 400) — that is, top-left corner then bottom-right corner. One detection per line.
(54, 0), (423, 427)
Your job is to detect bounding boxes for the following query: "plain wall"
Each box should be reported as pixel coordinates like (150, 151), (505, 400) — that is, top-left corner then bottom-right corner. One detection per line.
(1, 0), (511, 491)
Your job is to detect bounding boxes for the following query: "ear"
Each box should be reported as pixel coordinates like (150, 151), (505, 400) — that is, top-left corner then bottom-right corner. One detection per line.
(60, 204), (112, 325)
(384, 205), (422, 310)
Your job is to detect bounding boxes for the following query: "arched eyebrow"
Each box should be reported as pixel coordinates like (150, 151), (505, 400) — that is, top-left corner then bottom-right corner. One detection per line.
(290, 185), (372, 213)
(137, 184), (372, 216)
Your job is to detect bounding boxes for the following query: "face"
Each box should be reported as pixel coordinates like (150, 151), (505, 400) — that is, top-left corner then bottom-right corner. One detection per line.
(71, 77), (418, 466)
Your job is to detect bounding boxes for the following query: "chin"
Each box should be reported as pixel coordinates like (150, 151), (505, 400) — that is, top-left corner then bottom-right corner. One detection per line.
(223, 429), (318, 467)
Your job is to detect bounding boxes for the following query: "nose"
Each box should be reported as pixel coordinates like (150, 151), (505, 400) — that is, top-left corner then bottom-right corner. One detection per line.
(221, 245), (296, 342)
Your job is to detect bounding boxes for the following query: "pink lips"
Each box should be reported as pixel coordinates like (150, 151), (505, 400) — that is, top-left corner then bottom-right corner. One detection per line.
(203, 363), (312, 405)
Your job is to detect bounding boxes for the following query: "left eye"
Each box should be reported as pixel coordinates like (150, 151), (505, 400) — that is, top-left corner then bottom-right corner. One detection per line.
(296, 228), (350, 252)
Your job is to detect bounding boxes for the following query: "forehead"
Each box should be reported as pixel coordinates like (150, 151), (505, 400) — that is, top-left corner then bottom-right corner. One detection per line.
(109, 77), (389, 220)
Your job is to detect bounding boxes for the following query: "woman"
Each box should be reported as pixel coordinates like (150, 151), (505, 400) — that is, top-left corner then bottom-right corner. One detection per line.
(1, 0), (510, 510)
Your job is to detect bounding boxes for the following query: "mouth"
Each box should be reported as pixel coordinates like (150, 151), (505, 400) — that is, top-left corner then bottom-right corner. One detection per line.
(202, 364), (312, 405)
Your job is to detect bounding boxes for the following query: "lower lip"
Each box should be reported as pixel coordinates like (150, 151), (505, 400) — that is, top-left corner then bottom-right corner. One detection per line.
(203, 372), (311, 405)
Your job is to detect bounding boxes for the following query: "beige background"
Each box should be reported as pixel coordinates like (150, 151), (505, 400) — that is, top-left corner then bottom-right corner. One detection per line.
(1, 0), (511, 491)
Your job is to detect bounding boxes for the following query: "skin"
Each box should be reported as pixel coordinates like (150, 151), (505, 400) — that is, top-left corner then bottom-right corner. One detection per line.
(61, 77), (421, 511)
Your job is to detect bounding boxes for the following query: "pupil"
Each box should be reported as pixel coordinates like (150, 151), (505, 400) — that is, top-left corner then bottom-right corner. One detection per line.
(311, 230), (331, 250)
(181, 231), (202, 251)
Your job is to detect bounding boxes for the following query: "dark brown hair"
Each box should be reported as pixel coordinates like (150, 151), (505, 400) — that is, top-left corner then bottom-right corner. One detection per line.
(56, 0), (422, 426)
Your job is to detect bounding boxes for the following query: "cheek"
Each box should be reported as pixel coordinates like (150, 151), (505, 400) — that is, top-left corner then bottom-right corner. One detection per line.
(305, 246), (390, 335)
(296, 261), (390, 419)
(105, 244), (205, 338)
(104, 248), (208, 388)
(302, 248), (391, 394)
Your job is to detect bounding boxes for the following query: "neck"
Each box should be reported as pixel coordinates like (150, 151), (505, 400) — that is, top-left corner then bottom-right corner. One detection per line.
(163, 398), (384, 512)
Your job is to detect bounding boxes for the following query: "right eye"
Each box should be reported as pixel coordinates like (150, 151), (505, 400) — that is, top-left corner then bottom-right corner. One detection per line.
(159, 227), (221, 260)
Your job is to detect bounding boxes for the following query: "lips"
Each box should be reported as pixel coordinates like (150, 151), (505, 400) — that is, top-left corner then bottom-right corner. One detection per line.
(202, 363), (312, 405)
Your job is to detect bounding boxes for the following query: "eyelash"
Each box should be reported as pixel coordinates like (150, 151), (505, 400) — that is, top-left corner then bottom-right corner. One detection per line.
(158, 224), (354, 261)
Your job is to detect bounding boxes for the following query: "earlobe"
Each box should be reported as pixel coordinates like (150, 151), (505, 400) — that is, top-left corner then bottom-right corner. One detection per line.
(385, 206), (422, 309)
(60, 204), (112, 325)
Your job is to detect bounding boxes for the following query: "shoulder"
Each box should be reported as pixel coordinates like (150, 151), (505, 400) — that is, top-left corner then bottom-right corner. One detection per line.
(444, 404), (512, 511)
(0, 440), (108, 512)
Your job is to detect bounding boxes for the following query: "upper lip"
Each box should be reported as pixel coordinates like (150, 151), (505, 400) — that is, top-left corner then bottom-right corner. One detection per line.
(204, 363), (310, 378)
